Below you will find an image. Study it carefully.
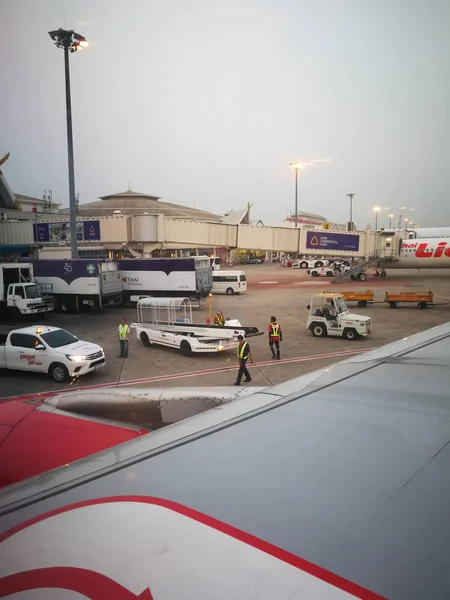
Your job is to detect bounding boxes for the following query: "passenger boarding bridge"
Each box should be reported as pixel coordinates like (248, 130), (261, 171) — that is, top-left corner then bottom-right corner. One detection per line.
(0, 213), (401, 262)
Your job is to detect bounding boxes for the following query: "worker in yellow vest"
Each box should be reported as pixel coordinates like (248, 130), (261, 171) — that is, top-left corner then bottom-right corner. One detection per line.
(268, 316), (282, 360)
(214, 311), (225, 326)
(118, 318), (130, 358)
(234, 334), (253, 386)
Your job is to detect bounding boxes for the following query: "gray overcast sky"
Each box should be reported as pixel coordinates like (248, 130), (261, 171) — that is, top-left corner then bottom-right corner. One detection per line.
(1, 0), (450, 228)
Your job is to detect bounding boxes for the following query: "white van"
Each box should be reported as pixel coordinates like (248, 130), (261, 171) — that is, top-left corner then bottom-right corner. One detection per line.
(212, 271), (247, 295)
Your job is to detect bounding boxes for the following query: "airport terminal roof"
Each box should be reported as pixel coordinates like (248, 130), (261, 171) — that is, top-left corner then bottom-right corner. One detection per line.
(60, 190), (223, 223)
(0, 168), (16, 210)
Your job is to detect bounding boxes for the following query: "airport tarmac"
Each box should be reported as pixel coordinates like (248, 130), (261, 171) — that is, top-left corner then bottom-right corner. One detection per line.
(1, 265), (449, 400)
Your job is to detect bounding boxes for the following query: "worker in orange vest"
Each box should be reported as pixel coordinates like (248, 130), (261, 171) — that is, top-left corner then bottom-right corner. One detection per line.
(269, 316), (282, 360)
(214, 311), (225, 326)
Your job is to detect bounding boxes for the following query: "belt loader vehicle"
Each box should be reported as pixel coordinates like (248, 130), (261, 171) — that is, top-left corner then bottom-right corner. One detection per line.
(132, 297), (261, 357)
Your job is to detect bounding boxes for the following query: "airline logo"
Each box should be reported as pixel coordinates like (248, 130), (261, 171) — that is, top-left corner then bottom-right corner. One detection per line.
(401, 240), (450, 258)
(0, 496), (386, 600)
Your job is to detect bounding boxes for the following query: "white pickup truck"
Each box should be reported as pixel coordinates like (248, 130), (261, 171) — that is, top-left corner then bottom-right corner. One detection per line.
(0, 325), (105, 382)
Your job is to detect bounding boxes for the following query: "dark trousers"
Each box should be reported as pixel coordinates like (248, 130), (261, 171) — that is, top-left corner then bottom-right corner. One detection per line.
(236, 358), (251, 384)
(269, 340), (280, 358)
(119, 339), (129, 358)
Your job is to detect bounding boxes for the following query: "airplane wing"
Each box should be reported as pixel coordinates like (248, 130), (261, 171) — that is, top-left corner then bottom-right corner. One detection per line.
(1, 322), (450, 599)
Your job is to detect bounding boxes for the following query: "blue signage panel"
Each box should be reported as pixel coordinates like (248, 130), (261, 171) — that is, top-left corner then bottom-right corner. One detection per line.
(306, 231), (360, 252)
(33, 220), (101, 243)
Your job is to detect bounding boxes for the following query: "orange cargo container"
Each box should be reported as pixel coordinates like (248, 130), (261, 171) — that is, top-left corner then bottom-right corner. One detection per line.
(385, 290), (433, 309)
(337, 290), (374, 307)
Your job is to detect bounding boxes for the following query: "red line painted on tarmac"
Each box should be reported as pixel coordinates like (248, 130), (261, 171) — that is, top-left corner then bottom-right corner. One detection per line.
(0, 347), (374, 402)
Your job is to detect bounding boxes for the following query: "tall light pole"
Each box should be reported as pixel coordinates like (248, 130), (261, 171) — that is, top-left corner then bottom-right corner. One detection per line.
(48, 28), (88, 259)
(373, 206), (380, 230)
(347, 193), (355, 231)
(289, 162), (301, 228)
(389, 213), (394, 228)
(289, 158), (330, 227)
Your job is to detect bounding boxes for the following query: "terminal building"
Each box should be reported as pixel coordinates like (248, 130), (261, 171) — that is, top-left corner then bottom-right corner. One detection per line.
(0, 156), (371, 262)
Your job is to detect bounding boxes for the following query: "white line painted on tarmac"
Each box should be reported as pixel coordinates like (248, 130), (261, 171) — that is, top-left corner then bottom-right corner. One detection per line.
(1, 347), (374, 402)
(293, 281), (328, 285)
(258, 281), (279, 284)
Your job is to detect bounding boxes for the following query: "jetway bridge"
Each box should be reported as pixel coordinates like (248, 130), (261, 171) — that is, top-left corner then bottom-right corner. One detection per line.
(0, 213), (400, 260)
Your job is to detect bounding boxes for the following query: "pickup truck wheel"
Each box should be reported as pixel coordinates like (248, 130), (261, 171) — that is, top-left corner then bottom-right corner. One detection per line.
(49, 363), (70, 383)
(326, 271), (334, 277)
(343, 328), (359, 340)
(140, 332), (151, 347)
(300, 261), (308, 268)
(311, 271), (319, 277)
(226, 287), (234, 295)
(358, 272), (367, 281)
(180, 340), (192, 357)
(311, 322), (327, 337)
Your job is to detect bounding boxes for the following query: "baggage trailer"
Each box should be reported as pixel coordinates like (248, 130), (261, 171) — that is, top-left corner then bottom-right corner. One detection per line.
(132, 297), (261, 357)
(385, 290), (436, 309)
(329, 290), (375, 308)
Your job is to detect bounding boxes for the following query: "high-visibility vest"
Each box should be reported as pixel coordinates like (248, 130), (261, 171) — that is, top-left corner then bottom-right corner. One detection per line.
(215, 313), (224, 326)
(236, 341), (249, 359)
(118, 324), (130, 339)
(269, 323), (280, 339)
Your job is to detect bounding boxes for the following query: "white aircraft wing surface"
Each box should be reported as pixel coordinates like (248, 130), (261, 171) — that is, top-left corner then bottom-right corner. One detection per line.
(1, 322), (450, 599)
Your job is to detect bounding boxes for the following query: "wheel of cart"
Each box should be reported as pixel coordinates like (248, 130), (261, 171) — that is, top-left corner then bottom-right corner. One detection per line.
(140, 332), (152, 347)
(311, 322), (327, 337)
(389, 301), (398, 308)
(180, 340), (193, 356)
(418, 302), (428, 309)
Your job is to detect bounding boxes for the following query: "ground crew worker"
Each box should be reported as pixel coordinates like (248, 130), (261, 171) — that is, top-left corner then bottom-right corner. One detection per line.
(118, 318), (130, 358)
(234, 334), (253, 386)
(214, 311), (225, 326)
(268, 316), (282, 360)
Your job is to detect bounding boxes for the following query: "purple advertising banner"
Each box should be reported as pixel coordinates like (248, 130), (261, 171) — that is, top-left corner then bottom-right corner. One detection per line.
(33, 220), (101, 243)
(306, 231), (360, 252)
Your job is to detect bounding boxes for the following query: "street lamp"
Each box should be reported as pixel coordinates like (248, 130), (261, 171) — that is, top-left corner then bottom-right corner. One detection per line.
(347, 194), (355, 231)
(389, 213), (394, 228)
(289, 161), (303, 228)
(288, 158), (330, 227)
(48, 28), (88, 259)
(373, 206), (380, 230)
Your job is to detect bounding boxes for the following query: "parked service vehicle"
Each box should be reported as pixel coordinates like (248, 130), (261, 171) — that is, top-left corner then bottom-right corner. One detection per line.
(306, 266), (336, 277)
(306, 293), (372, 340)
(0, 262), (54, 319)
(212, 270), (247, 295)
(209, 256), (221, 271)
(119, 257), (213, 303)
(18, 259), (122, 313)
(132, 298), (250, 356)
(293, 258), (327, 269)
(0, 325), (105, 382)
(243, 257), (263, 264)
